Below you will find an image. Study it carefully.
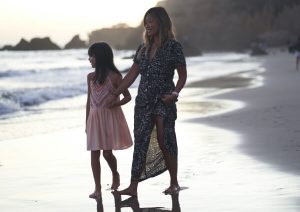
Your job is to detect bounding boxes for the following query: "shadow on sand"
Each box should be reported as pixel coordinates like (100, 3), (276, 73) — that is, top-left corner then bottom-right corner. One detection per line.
(95, 191), (181, 212)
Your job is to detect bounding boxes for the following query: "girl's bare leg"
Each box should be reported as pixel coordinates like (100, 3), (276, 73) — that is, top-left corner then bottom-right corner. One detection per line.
(155, 116), (180, 194)
(103, 150), (120, 190)
(90, 150), (102, 198)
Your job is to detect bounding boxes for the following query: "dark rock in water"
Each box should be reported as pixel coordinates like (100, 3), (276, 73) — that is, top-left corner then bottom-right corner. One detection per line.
(122, 54), (135, 59)
(64, 35), (87, 49)
(2, 37), (61, 51)
(27, 37), (60, 50)
(250, 45), (268, 56)
(289, 42), (300, 53)
(1, 45), (14, 50)
(13, 38), (31, 50)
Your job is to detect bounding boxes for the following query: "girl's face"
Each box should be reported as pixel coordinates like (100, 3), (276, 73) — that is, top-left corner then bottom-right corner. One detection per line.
(145, 14), (159, 37)
(89, 55), (96, 68)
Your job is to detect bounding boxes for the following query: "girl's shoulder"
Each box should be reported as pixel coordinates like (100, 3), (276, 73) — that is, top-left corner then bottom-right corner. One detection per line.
(108, 71), (122, 86)
(87, 72), (95, 80)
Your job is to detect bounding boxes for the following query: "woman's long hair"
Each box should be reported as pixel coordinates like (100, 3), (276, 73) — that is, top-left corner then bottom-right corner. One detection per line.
(88, 42), (120, 84)
(143, 7), (175, 47)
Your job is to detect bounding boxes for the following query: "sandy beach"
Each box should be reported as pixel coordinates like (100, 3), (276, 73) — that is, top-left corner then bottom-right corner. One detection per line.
(197, 51), (300, 175)
(0, 51), (300, 211)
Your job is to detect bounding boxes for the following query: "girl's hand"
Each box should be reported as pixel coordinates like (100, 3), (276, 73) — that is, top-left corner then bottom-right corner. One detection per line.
(109, 99), (120, 108)
(161, 94), (177, 104)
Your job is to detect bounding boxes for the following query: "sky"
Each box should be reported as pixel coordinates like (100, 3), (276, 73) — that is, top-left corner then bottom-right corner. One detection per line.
(0, 0), (161, 47)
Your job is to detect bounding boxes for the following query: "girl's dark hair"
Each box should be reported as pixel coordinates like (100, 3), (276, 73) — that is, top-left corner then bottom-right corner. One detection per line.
(88, 42), (120, 84)
(143, 7), (175, 47)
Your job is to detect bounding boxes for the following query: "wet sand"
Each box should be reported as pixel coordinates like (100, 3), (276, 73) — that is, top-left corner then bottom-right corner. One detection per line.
(1, 51), (300, 211)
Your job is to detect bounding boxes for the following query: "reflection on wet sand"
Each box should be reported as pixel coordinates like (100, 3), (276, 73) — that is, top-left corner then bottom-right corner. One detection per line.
(96, 196), (104, 212)
(95, 191), (181, 212)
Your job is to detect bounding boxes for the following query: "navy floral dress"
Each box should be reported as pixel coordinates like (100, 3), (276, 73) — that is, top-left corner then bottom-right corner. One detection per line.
(131, 39), (186, 181)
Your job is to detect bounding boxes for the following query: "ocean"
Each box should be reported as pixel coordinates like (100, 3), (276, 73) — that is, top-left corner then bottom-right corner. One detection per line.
(0, 49), (260, 141)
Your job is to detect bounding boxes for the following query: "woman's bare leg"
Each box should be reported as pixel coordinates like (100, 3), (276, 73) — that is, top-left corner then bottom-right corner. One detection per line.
(117, 180), (138, 197)
(90, 150), (102, 198)
(118, 116), (155, 197)
(103, 150), (120, 190)
(155, 116), (180, 194)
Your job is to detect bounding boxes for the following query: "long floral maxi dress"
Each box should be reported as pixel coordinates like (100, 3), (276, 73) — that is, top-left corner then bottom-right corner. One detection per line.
(131, 39), (186, 181)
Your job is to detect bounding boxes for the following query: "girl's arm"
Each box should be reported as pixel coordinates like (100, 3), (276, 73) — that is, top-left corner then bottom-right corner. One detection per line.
(85, 74), (92, 127)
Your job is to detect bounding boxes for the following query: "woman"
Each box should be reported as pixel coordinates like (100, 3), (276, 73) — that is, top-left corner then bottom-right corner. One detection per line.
(108, 6), (187, 196)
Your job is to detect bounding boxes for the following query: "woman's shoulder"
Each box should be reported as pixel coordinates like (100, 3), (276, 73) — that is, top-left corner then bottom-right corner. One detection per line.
(136, 43), (146, 52)
(163, 39), (183, 50)
(166, 38), (181, 46)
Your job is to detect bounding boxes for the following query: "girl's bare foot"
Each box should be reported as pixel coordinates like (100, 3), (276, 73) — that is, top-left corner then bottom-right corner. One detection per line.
(163, 185), (180, 195)
(117, 187), (137, 197)
(111, 173), (120, 190)
(89, 189), (102, 199)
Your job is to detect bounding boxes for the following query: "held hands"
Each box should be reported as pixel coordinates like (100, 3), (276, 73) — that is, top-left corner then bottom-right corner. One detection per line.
(106, 87), (121, 108)
(106, 93), (119, 108)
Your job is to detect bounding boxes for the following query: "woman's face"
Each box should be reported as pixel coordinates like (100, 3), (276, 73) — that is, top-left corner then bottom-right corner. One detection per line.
(89, 55), (96, 68)
(145, 14), (159, 37)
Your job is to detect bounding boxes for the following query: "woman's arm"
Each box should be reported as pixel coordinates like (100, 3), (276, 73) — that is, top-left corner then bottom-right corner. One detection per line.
(173, 65), (187, 93)
(174, 66), (187, 93)
(161, 65), (187, 104)
(107, 63), (139, 108)
(111, 63), (140, 96)
(110, 73), (132, 107)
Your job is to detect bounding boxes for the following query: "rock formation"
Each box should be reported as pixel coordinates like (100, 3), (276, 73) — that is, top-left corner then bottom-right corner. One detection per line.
(64, 35), (87, 49)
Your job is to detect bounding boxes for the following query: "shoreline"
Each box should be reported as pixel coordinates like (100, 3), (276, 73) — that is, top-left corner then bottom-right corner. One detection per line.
(195, 51), (300, 176)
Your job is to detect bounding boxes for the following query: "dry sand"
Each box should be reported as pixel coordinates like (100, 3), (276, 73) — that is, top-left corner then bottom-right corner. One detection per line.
(0, 51), (300, 211)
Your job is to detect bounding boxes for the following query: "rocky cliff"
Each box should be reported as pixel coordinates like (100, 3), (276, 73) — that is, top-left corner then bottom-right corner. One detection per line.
(87, 0), (300, 55)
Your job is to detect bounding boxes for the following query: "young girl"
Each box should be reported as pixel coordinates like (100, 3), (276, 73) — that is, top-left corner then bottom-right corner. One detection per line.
(86, 42), (133, 199)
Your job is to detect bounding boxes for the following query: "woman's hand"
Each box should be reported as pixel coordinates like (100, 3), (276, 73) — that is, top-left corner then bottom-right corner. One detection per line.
(161, 94), (177, 104)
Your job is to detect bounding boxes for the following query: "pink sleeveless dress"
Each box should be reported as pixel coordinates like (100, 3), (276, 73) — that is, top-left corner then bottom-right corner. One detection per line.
(86, 76), (132, 151)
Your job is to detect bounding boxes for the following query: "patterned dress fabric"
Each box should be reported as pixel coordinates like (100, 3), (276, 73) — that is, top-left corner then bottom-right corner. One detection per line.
(86, 75), (133, 151)
(131, 39), (186, 181)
